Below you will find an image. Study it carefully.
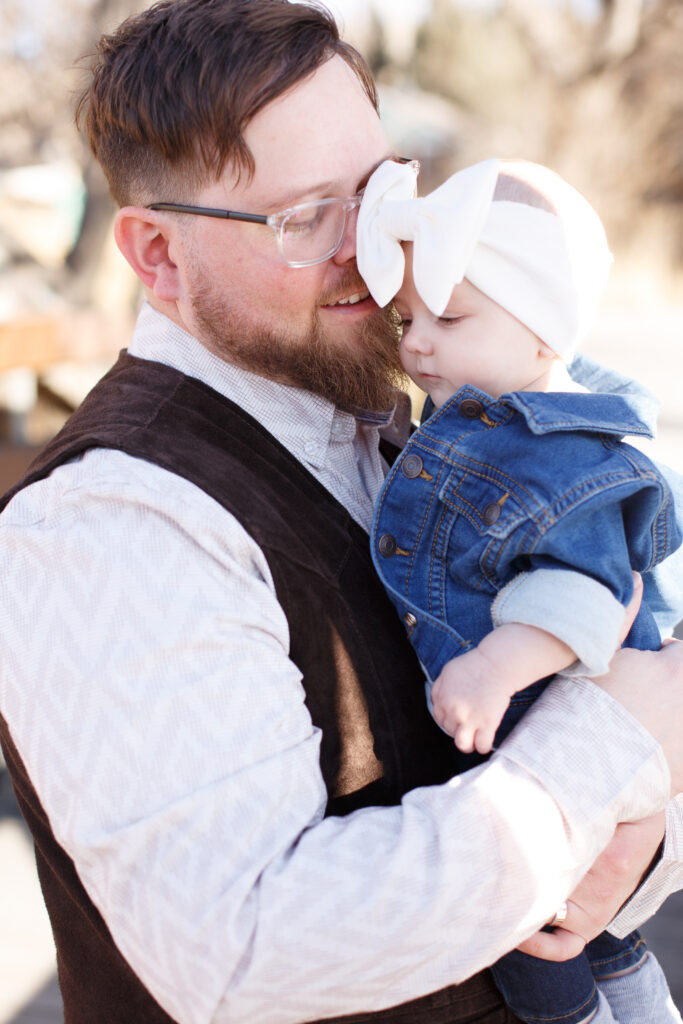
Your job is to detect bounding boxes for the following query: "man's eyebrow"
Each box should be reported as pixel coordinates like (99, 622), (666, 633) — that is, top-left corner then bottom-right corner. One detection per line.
(258, 153), (397, 212)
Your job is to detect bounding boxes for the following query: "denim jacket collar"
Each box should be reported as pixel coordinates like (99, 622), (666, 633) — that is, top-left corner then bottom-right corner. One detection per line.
(502, 388), (660, 439)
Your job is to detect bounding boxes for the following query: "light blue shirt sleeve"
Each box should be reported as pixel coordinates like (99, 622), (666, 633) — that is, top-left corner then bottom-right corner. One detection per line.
(491, 568), (626, 676)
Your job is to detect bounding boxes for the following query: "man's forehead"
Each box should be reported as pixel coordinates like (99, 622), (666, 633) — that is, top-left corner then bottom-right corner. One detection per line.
(226, 56), (390, 208)
(246, 156), (395, 212)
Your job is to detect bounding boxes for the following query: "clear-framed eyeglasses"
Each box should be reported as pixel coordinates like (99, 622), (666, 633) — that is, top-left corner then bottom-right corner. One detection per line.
(147, 157), (420, 269)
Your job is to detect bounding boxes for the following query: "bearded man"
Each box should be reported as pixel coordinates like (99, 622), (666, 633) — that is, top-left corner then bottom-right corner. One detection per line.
(2, 2), (683, 1023)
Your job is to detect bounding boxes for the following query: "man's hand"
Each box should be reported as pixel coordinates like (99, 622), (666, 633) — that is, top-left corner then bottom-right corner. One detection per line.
(517, 813), (665, 961)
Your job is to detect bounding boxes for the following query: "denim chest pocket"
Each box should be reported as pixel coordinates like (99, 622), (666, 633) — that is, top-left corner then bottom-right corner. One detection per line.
(438, 465), (530, 591)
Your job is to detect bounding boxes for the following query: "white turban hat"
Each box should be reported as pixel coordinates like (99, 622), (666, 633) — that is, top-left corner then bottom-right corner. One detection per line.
(356, 157), (613, 360)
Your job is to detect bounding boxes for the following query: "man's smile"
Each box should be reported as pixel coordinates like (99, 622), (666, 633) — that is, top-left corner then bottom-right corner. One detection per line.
(322, 288), (372, 309)
(330, 289), (370, 306)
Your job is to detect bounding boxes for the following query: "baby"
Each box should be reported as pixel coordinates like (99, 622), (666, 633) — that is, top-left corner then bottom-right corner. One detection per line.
(357, 158), (683, 1024)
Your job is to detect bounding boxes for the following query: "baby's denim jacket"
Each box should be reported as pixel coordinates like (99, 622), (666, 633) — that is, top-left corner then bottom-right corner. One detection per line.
(372, 382), (682, 688)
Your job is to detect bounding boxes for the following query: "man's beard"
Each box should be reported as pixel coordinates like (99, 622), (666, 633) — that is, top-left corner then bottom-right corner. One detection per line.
(190, 272), (406, 412)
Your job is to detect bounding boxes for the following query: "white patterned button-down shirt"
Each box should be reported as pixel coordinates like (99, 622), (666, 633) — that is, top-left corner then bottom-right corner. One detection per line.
(1, 302), (681, 1024)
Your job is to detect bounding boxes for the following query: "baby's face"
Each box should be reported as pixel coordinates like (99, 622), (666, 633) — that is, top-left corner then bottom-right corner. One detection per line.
(395, 253), (550, 407)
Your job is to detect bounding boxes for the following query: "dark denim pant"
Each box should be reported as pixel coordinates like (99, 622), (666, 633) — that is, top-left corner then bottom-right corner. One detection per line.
(491, 931), (647, 1024)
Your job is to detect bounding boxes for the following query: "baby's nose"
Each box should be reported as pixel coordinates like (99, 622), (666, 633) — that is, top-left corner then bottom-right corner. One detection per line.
(403, 328), (432, 355)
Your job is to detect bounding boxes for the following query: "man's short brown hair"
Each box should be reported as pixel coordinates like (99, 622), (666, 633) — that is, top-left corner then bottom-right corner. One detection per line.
(76, 0), (378, 207)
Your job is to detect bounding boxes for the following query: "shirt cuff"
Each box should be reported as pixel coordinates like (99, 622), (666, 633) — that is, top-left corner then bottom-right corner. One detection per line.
(609, 793), (683, 938)
(498, 675), (670, 837)
(491, 569), (626, 676)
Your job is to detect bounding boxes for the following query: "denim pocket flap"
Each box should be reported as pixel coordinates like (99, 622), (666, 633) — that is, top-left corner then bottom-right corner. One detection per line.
(438, 466), (527, 538)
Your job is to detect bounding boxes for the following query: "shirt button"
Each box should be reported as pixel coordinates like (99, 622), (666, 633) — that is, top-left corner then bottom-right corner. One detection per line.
(401, 454), (424, 479)
(304, 440), (321, 457)
(378, 534), (397, 558)
(459, 398), (484, 419)
(482, 501), (501, 525)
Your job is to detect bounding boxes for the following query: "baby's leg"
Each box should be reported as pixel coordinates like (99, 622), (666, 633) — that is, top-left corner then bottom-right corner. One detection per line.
(588, 994), (618, 1023)
(491, 948), (602, 1024)
(596, 952), (682, 1024)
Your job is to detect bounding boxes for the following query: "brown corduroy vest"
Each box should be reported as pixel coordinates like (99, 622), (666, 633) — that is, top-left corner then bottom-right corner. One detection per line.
(0, 352), (517, 1023)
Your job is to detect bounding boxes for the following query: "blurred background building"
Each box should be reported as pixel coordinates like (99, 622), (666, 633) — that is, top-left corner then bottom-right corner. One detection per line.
(0, 0), (681, 1020)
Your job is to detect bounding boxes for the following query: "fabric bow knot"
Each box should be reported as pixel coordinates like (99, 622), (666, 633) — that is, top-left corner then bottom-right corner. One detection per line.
(356, 157), (613, 359)
(357, 158), (500, 316)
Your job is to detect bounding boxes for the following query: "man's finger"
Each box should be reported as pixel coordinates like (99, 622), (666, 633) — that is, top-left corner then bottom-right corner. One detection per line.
(517, 927), (587, 962)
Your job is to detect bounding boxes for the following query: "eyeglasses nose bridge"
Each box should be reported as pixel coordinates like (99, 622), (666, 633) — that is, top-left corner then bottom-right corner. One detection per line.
(344, 195), (363, 224)
(332, 195), (362, 259)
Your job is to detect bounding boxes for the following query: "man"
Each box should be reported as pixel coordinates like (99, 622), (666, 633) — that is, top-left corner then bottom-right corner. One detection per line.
(0, 2), (682, 1022)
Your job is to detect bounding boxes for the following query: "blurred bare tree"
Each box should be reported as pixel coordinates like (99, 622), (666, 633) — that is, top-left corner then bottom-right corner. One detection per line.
(0, 0), (145, 451)
(1, 0), (681, 308)
(408, 0), (683, 270)
(0, 0), (144, 307)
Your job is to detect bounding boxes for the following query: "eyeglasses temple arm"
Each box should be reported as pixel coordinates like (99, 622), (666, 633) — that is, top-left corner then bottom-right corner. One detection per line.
(147, 203), (268, 224)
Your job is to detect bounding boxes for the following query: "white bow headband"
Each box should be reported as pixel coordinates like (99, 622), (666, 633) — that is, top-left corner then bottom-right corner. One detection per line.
(356, 158), (613, 359)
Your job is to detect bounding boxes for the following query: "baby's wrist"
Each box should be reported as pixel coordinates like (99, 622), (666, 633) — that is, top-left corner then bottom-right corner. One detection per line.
(453, 646), (523, 699)
(474, 635), (519, 685)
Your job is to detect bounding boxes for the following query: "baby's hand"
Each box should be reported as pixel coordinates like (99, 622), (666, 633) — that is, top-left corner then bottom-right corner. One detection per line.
(431, 652), (514, 754)
(431, 623), (572, 754)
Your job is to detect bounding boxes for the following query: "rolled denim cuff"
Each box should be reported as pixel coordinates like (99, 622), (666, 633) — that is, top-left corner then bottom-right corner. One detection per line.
(491, 569), (626, 676)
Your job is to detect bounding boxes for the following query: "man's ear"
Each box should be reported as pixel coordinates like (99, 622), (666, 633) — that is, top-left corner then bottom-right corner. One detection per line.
(114, 208), (180, 301)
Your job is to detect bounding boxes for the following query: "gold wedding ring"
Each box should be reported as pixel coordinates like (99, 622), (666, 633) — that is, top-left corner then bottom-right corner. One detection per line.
(549, 901), (568, 928)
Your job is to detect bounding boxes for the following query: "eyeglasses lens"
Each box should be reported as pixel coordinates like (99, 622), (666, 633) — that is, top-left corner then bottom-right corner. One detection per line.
(281, 200), (348, 266)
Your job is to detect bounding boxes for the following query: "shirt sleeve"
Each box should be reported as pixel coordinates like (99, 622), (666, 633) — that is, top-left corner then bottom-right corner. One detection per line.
(0, 451), (671, 1024)
(492, 567), (626, 675)
(609, 793), (683, 938)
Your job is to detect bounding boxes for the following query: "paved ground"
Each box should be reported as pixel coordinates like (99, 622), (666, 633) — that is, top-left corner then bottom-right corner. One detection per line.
(0, 293), (682, 1022)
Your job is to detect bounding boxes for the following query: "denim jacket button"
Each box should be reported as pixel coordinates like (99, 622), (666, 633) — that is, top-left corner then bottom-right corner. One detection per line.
(401, 454), (423, 479)
(482, 501), (501, 525)
(403, 612), (417, 635)
(378, 533), (397, 557)
(459, 398), (484, 419)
